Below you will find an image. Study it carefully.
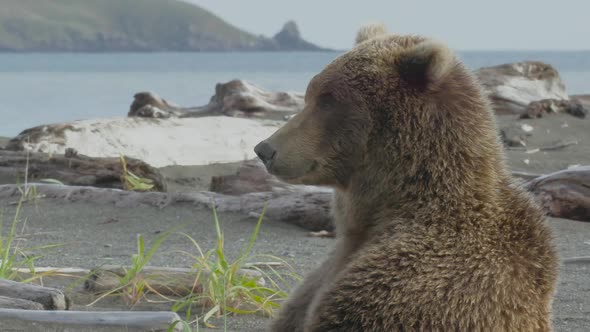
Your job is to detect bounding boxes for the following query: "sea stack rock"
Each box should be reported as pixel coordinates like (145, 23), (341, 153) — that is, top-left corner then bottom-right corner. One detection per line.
(272, 21), (325, 51)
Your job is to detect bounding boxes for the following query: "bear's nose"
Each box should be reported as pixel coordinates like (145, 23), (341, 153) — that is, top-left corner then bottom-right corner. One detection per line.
(254, 141), (276, 164)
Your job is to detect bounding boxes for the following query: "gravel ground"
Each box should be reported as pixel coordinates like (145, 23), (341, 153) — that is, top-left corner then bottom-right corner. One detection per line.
(0, 198), (588, 331)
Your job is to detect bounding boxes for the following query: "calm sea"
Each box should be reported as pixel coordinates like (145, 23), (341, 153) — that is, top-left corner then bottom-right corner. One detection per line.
(1, 51), (589, 136)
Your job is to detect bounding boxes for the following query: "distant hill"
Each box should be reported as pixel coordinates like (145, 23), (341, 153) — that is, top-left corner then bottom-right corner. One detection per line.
(0, 0), (328, 52)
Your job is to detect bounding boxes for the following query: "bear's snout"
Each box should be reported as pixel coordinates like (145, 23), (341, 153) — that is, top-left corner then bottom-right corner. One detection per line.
(254, 141), (276, 165)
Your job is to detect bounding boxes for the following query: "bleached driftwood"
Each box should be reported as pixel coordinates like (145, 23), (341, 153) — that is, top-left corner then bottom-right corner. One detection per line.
(209, 159), (292, 195)
(223, 190), (333, 231)
(524, 166), (590, 222)
(0, 296), (44, 310)
(129, 80), (304, 120)
(210, 160), (590, 224)
(84, 266), (264, 296)
(5, 117), (282, 168)
(475, 61), (569, 115)
(0, 309), (184, 332)
(3, 164), (587, 232)
(562, 257), (590, 264)
(209, 159), (334, 230)
(521, 98), (588, 119)
(506, 140), (578, 154)
(132, 63), (573, 119)
(0, 279), (70, 310)
(0, 183), (334, 231)
(0, 149), (166, 192)
(511, 170), (543, 181)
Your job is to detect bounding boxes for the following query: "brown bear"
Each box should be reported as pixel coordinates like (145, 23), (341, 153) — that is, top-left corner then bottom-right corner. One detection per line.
(254, 24), (558, 332)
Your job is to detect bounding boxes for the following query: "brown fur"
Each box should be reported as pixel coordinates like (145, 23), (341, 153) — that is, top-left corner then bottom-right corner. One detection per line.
(355, 23), (389, 45)
(256, 28), (558, 332)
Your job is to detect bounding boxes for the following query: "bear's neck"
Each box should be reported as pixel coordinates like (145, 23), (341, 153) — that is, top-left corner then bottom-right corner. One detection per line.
(337, 130), (508, 234)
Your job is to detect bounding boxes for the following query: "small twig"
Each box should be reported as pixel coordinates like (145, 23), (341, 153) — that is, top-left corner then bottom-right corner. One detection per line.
(507, 140), (578, 153)
(24, 144), (30, 186)
(308, 230), (336, 238)
(511, 171), (542, 181)
(243, 261), (284, 268)
(540, 140), (578, 151)
(7, 195), (46, 206)
(13, 231), (61, 238)
(562, 256), (590, 264)
(12, 267), (91, 274)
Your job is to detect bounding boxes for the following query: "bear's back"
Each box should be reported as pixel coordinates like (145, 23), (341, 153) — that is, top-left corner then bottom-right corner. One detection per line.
(324, 182), (557, 331)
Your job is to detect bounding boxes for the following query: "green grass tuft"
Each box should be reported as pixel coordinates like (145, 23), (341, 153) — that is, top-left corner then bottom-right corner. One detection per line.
(0, 185), (62, 282)
(120, 154), (155, 192)
(88, 205), (299, 330)
(171, 205), (299, 329)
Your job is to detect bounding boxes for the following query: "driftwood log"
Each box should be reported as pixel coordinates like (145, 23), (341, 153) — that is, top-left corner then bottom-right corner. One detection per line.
(506, 140), (578, 154)
(129, 79), (304, 120)
(0, 149), (166, 192)
(210, 159), (293, 195)
(572, 94), (590, 110)
(0, 295), (44, 310)
(0, 182), (334, 231)
(131, 62), (571, 120)
(1, 163), (588, 233)
(209, 159), (332, 197)
(210, 160), (590, 224)
(521, 98), (588, 119)
(0, 309), (184, 332)
(0, 279), (71, 310)
(84, 266), (264, 296)
(524, 166), (590, 222)
(511, 171), (542, 182)
(209, 159), (334, 230)
(475, 61), (569, 115)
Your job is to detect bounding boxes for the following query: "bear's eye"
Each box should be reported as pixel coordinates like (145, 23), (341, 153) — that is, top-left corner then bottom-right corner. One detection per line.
(316, 92), (337, 110)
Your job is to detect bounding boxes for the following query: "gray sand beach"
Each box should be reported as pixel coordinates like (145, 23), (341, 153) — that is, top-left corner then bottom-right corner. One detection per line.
(1, 197), (589, 331)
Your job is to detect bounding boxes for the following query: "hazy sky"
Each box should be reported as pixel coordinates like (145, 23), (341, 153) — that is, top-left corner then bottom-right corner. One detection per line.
(188, 0), (589, 51)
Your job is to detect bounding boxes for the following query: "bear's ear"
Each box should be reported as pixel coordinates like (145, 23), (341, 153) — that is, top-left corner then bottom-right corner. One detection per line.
(396, 41), (455, 89)
(355, 23), (388, 45)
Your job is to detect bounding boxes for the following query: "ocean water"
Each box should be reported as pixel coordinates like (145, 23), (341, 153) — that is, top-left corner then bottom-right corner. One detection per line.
(1, 51), (589, 136)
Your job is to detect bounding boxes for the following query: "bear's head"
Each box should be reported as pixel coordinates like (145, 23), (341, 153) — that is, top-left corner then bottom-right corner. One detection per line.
(255, 26), (502, 197)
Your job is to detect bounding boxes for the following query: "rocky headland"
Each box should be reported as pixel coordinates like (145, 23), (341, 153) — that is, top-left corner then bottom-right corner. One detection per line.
(0, 0), (328, 52)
